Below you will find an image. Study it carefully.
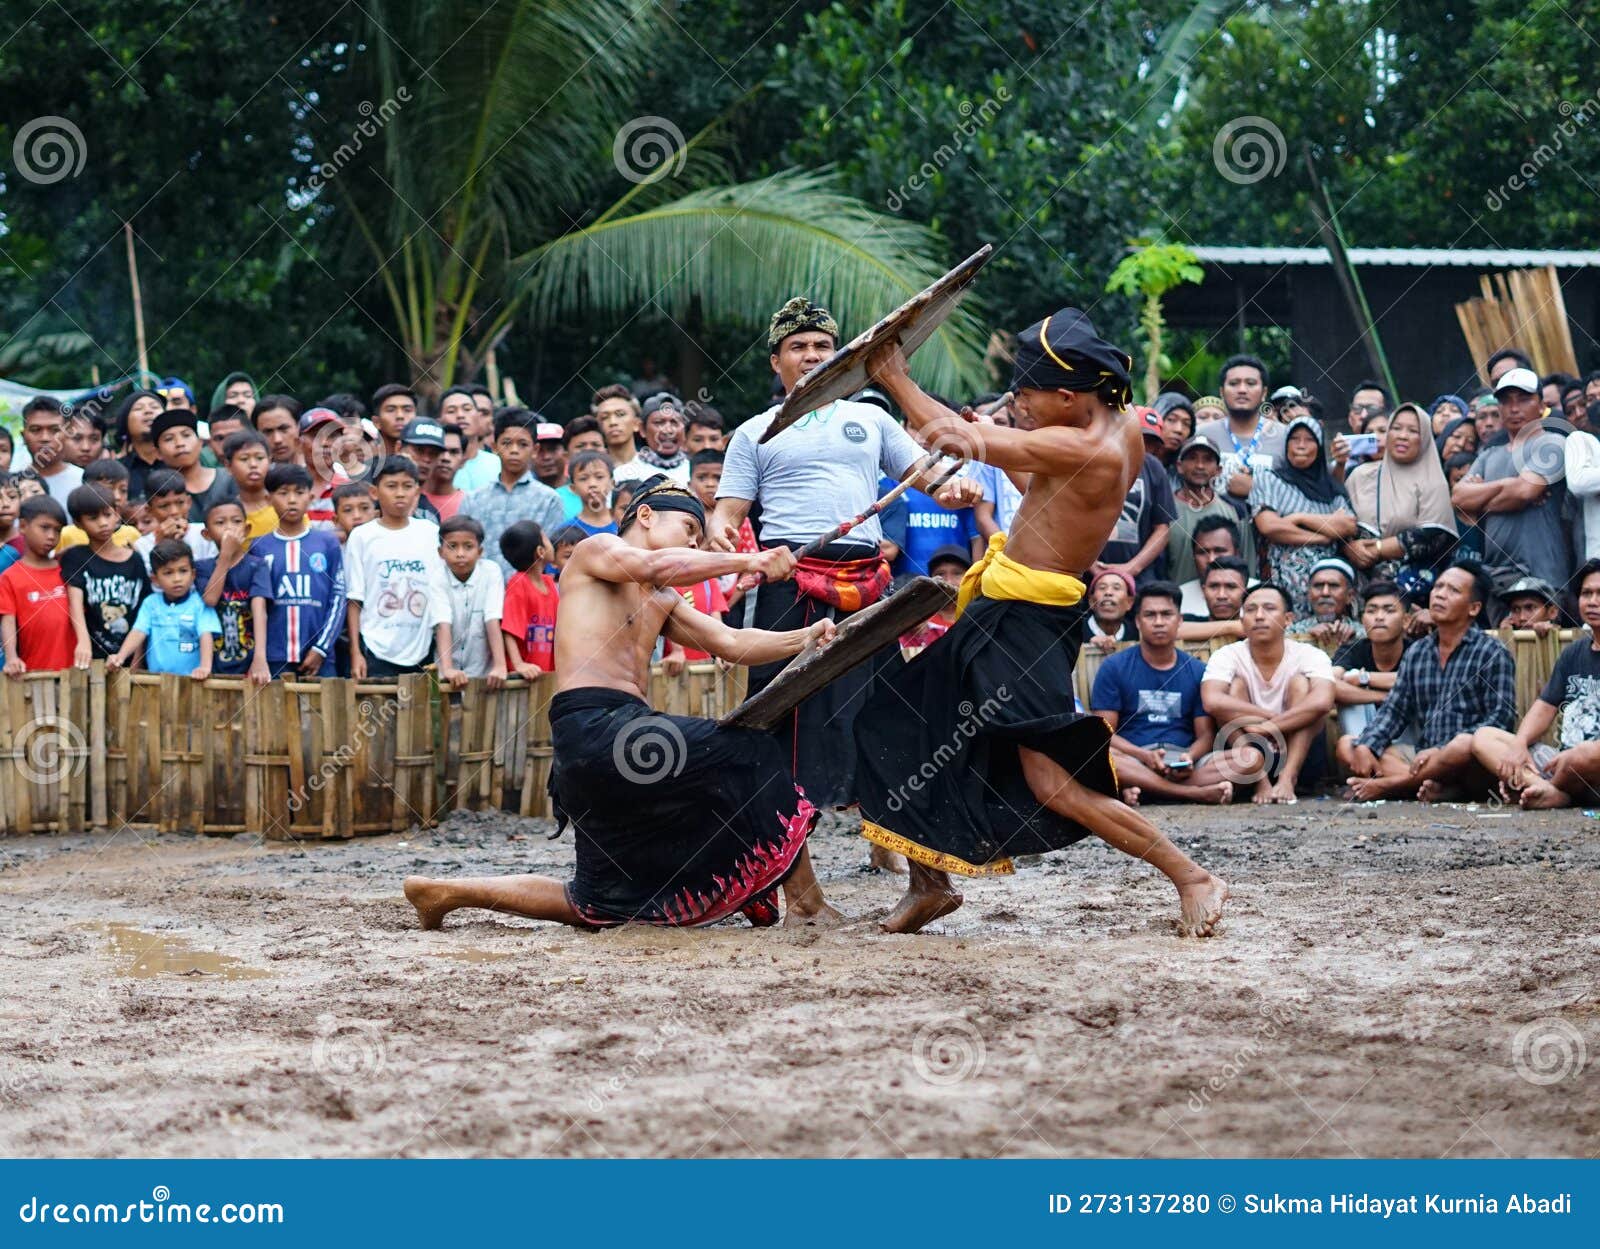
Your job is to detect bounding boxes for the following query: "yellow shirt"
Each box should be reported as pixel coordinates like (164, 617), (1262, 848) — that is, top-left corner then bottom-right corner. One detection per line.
(245, 504), (279, 545)
(57, 523), (140, 552)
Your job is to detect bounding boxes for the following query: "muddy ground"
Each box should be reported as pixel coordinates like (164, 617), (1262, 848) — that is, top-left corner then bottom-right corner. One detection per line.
(0, 801), (1595, 1158)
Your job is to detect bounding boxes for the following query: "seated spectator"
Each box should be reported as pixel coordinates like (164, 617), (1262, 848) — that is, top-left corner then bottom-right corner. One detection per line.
(107, 539), (220, 679)
(1250, 416), (1357, 615)
(1291, 557), (1364, 647)
(331, 481), (375, 544)
(1086, 568), (1136, 652)
(133, 469), (218, 565)
(1452, 368), (1571, 591)
(63, 485), (150, 663)
(1177, 515), (1248, 616)
(899, 544), (968, 656)
(1344, 402), (1458, 588)
(255, 464), (346, 678)
(195, 499), (272, 681)
(1472, 560), (1600, 807)
(432, 514), (508, 689)
(500, 520), (558, 678)
(1091, 409), (1174, 586)
(1331, 581), (1411, 762)
(0, 496), (73, 676)
(345, 457), (445, 680)
(1179, 555), (1250, 643)
(1091, 581), (1256, 805)
(1165, 435), (1240, 586)
(570, 452), (619, 536)
(1200, 582), (1336, 804)
(1344, 562), (1515, 801)
(57, 460), (138, 551)
(1501, 576), (1561, 635)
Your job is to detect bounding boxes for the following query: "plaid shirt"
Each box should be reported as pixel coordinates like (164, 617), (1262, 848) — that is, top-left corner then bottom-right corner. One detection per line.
(1356, 626), (1515, 753)
(464, 472), (567, 577)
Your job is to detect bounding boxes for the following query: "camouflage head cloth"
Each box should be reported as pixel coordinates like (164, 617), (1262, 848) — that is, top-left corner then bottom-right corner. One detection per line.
(767, 297), (840, 350)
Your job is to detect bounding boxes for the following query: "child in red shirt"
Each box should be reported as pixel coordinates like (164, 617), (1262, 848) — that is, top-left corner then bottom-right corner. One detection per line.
(0, 496), (76, 675)
(661, 577), (729, 671)
(499, 520), (559, 677)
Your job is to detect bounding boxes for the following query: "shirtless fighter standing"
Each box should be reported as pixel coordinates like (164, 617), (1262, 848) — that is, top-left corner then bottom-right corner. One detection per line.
(404, 477), (839, 931)
(853, 309), (1229, 936)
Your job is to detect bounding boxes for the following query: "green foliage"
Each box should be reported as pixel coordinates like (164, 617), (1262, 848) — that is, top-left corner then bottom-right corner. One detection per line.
(1106, 241), (1204, 401)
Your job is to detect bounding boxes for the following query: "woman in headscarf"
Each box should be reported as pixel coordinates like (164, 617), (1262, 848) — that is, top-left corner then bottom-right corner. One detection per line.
(113, 387), (166, 500)
(1428, 393), (1472, 436)
(1249, 416), (1357, 614)
(1435, 413), (1479, 461)
(1343, 403), (1459, 599)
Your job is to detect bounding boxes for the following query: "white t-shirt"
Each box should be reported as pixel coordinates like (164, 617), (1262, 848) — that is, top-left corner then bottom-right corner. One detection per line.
(719, 399), (923, 544)
(430, 559), (505, 677)
(1202, 638), (1333, 714)
(613, 456), (690, 487)
(344, 518), (447, 665)
(134, 524), (218, 566)
(40, 463), (84, 506)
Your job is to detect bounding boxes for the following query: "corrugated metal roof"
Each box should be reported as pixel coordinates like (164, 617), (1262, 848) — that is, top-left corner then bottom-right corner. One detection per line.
(1190, 245), (1600, 268)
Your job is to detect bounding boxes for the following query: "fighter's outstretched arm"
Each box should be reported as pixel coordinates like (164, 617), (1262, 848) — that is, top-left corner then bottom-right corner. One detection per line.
(661, 595), (835, 666)
(576, 533), (792, 590)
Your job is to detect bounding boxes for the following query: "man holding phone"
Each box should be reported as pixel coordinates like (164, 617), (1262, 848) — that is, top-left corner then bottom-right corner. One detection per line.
(1091, 581), (1257, 805)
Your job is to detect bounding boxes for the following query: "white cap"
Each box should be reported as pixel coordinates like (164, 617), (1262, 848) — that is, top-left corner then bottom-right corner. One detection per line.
(1494, 367), (1539, 395)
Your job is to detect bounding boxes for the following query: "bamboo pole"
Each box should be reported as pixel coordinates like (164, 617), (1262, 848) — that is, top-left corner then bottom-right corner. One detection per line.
(125, 223), (149, 384)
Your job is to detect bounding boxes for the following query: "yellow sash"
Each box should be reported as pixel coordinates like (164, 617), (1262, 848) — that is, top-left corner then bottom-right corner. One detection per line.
(954, 533), (1086, 618)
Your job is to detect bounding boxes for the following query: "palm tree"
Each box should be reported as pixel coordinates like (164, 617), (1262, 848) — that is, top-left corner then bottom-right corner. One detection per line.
(310, 0), (987, 398)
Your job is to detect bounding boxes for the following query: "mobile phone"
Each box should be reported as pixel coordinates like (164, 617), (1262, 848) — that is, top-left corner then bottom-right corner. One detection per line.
(1346, 433), (1378, 458)
(1163, 748), (1192, 770)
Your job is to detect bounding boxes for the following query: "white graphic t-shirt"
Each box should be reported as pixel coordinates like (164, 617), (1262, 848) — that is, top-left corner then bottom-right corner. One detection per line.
(344, 517), (447, 665)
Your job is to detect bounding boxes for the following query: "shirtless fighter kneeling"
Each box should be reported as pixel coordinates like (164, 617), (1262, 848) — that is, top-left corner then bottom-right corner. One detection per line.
(404, 476), (838, 931)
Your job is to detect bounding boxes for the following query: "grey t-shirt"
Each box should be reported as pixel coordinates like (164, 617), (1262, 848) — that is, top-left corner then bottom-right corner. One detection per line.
(1196, 416), (1288, 476)
(719, 399), (924, 544)
(1470, 433), (1571, 587)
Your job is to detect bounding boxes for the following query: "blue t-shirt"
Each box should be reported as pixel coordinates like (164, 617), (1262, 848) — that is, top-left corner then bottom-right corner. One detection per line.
(1090, 646), (1207, 749)
(133, 590), (222, 675)
(885, 479), (978, 577)
(194, 554), (272, 674)
(572, 516), (618, 537)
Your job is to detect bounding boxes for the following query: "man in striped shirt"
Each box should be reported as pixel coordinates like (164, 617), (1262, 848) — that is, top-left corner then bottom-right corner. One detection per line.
(253, 464), (346, 677)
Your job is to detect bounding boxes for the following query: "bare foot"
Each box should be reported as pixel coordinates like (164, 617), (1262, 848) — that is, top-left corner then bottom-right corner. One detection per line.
(879, 885), (963, 934)
(1344, 776), (1387, 801)
(1519, 778), (1572, 809)
(1416, 779), (1459, 804)
(1121, 786), (1142, 806)
(404, 876), (454, 930)
(783, 898), (848, 927)
(1251, 779), (1273, 805)
(1201, 781), (1233, 805)
(1176, 873), (1229, 938)
(868, 843), (908, 874)
(1268, 777), (1298, 804)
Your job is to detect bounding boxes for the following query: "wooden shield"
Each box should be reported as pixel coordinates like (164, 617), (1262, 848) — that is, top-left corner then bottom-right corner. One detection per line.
(759, 245), (993, 444)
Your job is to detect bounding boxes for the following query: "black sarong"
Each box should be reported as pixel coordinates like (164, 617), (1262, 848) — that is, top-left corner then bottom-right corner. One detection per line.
(852, 596), (1117, 875)
(549, 688), (817, 927)
(747, 539), (899, 807)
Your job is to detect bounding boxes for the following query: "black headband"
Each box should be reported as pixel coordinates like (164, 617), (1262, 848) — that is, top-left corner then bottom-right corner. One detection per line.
(619, 476), (706, 534)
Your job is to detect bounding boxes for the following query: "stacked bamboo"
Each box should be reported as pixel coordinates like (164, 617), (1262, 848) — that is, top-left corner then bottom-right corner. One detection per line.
(1455, 266), (1579, 385)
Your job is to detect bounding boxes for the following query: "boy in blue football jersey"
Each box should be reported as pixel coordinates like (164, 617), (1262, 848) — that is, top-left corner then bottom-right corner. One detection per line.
(195, 499), (273, 682)
(252, 464), (346, 678)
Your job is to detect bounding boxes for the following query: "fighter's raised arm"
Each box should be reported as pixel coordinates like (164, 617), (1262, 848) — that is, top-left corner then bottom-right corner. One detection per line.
(573, 529), (793, 589)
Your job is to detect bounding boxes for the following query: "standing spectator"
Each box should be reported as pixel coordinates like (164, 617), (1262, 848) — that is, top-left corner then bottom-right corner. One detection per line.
(63, 485), (149, 663)
(1563, 404), (1600, 561)
(106, 540), (218, 679)
(1092, 581), (1246, 805)
(1196, 356), (1286, 512)
(1091, 409), (1175, 586)
(369, 384), (417, 458)
(1166, 436), (1239, 585)
(58, 461), (138, 551)
(195, 500), (272, 681)
(221, 429), (278, 543)
(533, 421), (581, 517)
(1435, 415), (1479, 462)
(345, 457), (445, 679)
(685, 403), (725, 453)
(1085, 568), (1137, 652)
(202, 405), (247, 468)
(1472, 559), (1600, 808)
(155, 378), (195, 412)
(20, 397), (82, 506)
(549, 524), (585, 577)
(441, 387), (499, 491)
(423, 424), (467, 521)
(1251, 416), (1357, 614)
(397, 418), (447, 524)
(464, 409), (567, 578)
(499, 520), (558, 678)
(0, 474), (16, 551)
(297, 408), (347, 528)
(255, 464), (346, 678)
(114, 389), (166, 499)
(151, 409), (237, 523)
(1452, 367), (1571, 590)
(1500, 576), (1561, 635)
(563, 417), (606, 457)
(1332, 380), (1392, 475)
(1344, 402), (1458, 595)
(1179, 555), (1251, 643)
(210, 371), (257, 420)
(1290, 558), (1364, 646)
(251, 395), (303, 467)
(898, 545), (968, 656)
(592, 385), (643, 479)
(431, 515), (508, 688)
(615, 394), (691, 485)
(1344, 563), (1514, 801)
(1330, 580), (1411, 755)
(0, 496), (74, 674)
(1427, 393), (1471, 436)
(570, 451), (619, 537)
(331, 482), (376, 544)
(133, 469), (218, 566)
(1152, 393), (1194, 477)
(63, 411), (104, 469)
(886, 465), (980, 578)
(1471, 392), (1503, 442)
(1200, 583), (1336, 803)
(1177, 516), (1248, 616)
